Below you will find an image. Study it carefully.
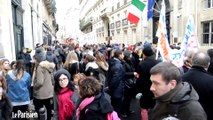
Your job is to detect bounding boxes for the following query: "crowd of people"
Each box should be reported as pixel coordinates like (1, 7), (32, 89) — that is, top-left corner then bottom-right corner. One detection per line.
(0, 41), (213, 120)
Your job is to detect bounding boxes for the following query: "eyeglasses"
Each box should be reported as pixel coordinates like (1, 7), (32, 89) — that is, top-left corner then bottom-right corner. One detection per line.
(59, 77), (68, 82)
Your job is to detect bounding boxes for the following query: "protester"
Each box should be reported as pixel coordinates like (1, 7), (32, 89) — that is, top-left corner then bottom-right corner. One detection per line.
(64, 51), (81, 81)
(76, 76), (114, 120)
(150, 62), (206, 120)
(6, 60), (31, 120)
(136, 46), (160, 120)
(121, 50), (138, 117)
(179, 49), (197, 74)
(182, 51), (213, 120)
(207, 48), (213, 74)
(0, 75), (12, 120)
(17, 48), (32, 75)
(46, 46), (59, 70)
(95, 51), (109, 72)
(53, 69), (79, 120)
(0, 59), (10, 77)
(107, 49), (125, 117)
(33, 48), (55, 120)
(10, 61), (16, 71)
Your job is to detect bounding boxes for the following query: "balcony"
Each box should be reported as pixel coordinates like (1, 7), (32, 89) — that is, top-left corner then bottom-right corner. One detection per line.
(80, 17), (93, 31)
(100, 7), (110, 20)
(44, 0), (56, 14)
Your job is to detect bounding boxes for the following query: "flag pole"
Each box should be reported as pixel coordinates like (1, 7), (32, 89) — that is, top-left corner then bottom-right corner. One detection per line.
(152, 8), (160, 13)
(154, 0), (161, 11)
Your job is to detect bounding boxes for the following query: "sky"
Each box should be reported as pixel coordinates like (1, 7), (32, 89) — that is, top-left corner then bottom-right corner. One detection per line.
(55, 0), (79, 25)
(55, 0), (80, 38)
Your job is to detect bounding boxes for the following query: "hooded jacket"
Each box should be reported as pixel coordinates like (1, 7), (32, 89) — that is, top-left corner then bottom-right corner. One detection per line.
(151, 82), (207, 120)
(33, 61), (55, 99)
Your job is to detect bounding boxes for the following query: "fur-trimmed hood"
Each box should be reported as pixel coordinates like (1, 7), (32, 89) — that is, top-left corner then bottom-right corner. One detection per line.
(39, 61), (55, 72)
(85, 62), (99, 71)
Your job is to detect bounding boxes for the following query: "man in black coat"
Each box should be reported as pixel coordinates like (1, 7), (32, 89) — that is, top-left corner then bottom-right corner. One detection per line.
(136, 46), (160, 119)
(182, 51), (213, 120)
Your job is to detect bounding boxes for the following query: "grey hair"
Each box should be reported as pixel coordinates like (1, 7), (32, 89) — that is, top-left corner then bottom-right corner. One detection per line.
(192, 51), (210, 69)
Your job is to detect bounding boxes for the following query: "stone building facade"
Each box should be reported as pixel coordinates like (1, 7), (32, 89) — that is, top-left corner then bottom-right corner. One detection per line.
(0, 0), (57, 61)
(79, 0), (213, 48)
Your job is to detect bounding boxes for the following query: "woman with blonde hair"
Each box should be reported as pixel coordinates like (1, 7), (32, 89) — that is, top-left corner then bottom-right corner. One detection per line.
(0, 59), (10, 77)
(6, 60), (31, 119)
(64, 51), (81, 80)
(95, 51), (109, 72)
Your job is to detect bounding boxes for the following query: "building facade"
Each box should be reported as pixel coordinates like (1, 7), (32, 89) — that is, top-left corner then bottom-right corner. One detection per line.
(42, 0), (58, 45)
(0, 0), (57, 61)
(79, 0), (213, 49)
(0, 0), (16, 60)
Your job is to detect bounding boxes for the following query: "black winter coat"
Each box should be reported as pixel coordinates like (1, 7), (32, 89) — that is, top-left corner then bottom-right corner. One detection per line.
(136, 57), (160, 109)
(122, 59), (137, 90)
(0, 95), (12, 120)
(182, 66), (213, 120)
(107, 58), (125, 99)
(77, 93), (113, 120)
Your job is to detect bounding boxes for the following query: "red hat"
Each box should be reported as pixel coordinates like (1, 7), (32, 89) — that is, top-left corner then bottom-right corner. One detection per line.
(128, 45), (133, 52)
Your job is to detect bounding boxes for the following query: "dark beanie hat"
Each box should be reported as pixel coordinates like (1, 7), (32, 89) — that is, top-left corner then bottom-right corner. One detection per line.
(143, 46), (154, 57)
(124, 50), (132, 57)
(54, 69), (71, 81)
(35, 48), (46, 62)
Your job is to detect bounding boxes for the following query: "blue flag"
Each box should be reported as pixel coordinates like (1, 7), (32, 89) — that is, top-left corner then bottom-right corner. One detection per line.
(147, 0), (155, 20)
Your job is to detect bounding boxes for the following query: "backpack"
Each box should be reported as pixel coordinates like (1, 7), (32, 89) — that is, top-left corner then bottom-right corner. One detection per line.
(106, 111), (120, 120)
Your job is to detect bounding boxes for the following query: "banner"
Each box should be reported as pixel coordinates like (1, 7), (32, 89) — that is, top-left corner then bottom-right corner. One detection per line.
(156, 0), (171, 62)
(181, 15), (200, 52)
(171, 15), (199, 67)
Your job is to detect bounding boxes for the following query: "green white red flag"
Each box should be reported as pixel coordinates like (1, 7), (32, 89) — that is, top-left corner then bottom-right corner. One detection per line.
(127, 0), (146, 25)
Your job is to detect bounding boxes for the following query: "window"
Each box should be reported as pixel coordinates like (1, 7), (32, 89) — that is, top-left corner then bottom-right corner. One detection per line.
(117, 2), (120, 9)
(202, 22), (213, 44)
(124, 10), (127, 17)
(117, 14), (120, 20)
(204, 0), (213, 8)
(112, 6), (114, 12)
(111, 31), (114, 36)
(124, 0), (127, 5)
(178, 0), (182, 9)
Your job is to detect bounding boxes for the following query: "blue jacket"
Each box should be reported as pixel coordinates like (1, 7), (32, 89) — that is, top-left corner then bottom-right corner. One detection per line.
(6, 70), (31, 106)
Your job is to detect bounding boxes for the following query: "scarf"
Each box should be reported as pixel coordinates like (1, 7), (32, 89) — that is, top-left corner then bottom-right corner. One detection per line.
(183, 61), (192, 69)
(76, 96), (95, 120)
(57, 87), (74, 120)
